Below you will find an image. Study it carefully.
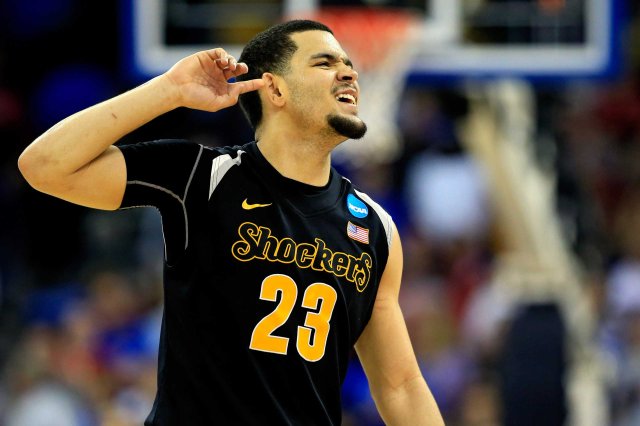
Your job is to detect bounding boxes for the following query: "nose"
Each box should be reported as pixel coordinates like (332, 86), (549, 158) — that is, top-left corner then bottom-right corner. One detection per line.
(337, 65), (358, 82)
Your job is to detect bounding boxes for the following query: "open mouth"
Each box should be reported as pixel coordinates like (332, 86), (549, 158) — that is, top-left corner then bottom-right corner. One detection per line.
(335, 93), (357, 105)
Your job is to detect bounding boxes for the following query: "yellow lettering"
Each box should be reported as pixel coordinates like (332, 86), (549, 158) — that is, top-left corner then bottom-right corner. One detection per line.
(231, 222), (263, 261)
(258, 227), (281, 262)
(231, 223), (374, 292)
(331, 252), (350, 277)
(295, 243), (316, 268)
(311, 239), (334, 273)
(276, 238), (296, 263)
(353, 253), (373, 292)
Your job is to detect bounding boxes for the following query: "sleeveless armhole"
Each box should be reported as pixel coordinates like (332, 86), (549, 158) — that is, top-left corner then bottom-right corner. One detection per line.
(353, 189), (394, 248)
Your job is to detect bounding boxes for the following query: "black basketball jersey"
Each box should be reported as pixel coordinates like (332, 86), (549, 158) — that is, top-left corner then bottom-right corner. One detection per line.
(118, 139), (393, 425)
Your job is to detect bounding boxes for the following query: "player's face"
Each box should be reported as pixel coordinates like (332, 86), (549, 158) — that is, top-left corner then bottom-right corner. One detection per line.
(285, 31), (367, 140)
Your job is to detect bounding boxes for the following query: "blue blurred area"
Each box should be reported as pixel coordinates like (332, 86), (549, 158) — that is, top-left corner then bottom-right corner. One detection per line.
(23, 282), (86, 328)
(2, 0), (74, 39)
(31, 65), (116, 129)
(341, 357), (385, 426)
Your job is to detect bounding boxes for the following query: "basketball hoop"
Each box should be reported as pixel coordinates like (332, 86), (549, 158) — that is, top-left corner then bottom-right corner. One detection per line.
(288, 7), (423, 167)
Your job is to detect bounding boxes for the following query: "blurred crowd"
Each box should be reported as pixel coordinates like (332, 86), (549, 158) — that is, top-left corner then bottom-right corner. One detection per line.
(2, 1), (640, 425)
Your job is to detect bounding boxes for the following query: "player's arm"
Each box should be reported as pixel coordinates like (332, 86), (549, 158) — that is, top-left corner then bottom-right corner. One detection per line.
(355, 225), (445, 426)
(18, 49), (264, 210)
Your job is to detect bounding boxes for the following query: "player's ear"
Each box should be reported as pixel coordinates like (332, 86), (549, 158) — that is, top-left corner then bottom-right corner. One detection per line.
(262, 73), (286, 107)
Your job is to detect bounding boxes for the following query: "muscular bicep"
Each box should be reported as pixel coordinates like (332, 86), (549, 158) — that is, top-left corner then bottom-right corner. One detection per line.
(46, 146), (127, 211)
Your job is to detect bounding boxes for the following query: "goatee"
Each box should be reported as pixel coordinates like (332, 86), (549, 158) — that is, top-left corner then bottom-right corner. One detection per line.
(327, 114), (367, 139)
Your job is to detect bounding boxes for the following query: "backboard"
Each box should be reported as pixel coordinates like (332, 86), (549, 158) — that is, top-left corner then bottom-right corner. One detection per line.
(122, 0), (621, 83)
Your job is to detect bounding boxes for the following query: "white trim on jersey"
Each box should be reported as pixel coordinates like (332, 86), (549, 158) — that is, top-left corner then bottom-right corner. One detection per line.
(209, 150), (244, 200)
(185, 145), (203, 199)
(353, 189), (394, 248)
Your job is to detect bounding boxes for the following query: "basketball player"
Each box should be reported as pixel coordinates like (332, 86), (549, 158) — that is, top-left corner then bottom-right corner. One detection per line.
(18, 20), (444, 425)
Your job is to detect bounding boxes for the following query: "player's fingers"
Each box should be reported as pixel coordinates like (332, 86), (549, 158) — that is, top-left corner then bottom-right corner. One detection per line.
(202, 49), (227, 70)
(218, 56), (238, 68)
(215, 57), (240, 76)
(205, 48), (229, 60)
(223, 67), (236, 81)
(234, 63), (249, 75)
(224, 63), (249, 81)
(232, 78), (265, 95)
(205, 48), (236, 72)
(215, 57), (230, 69)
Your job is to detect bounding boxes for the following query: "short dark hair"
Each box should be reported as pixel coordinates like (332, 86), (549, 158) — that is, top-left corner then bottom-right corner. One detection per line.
(237, 20), (333, 130)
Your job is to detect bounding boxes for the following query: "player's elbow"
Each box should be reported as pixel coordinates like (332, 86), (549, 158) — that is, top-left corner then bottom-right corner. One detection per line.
(18, 147), (62, 193)
(18, 148), (40, 187)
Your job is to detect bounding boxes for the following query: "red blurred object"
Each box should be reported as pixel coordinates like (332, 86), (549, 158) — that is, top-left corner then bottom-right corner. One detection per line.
(538, 0), (566, 14)
(0, 88), (23, 127)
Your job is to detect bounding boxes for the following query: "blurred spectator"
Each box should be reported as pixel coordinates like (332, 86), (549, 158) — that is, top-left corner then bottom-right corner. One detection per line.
(5, 380), (96, 426)
(405, 150), (491, 244)
(0, 266), (161, 425)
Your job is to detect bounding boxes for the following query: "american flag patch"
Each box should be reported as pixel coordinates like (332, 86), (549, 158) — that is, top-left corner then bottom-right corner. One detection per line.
(347, 221), (369, 244)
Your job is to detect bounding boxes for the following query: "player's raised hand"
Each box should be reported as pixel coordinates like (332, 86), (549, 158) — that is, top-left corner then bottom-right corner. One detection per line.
(164, 48), (265, 112)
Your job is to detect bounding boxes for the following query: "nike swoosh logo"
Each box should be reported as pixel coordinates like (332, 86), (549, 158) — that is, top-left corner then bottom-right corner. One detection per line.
(242, 199), (272, 210)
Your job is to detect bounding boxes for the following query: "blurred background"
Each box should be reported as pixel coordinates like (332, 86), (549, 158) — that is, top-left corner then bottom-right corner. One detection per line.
(1, 0), (640, 425)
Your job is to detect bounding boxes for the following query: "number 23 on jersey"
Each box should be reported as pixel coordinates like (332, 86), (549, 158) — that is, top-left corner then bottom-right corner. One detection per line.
(249, 274), (338, 362)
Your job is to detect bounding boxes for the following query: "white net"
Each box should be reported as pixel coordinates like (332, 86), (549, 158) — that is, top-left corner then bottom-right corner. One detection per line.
(291, 7), (424, 167)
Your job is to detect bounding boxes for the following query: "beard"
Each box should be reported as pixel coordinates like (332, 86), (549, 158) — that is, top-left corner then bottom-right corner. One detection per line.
(327, 113), (367, 140)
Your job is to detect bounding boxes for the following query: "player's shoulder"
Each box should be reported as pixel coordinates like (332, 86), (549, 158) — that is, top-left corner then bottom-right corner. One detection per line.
(340, 177), (394, 248)
(339, 175), (392, 221)
(118, 138), (195, 150)
(118, 139), (252, 158)
(199, 140), (257, 161)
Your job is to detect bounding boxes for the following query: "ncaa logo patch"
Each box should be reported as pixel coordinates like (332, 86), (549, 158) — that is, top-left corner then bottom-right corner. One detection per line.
(347, 194), (368, 218)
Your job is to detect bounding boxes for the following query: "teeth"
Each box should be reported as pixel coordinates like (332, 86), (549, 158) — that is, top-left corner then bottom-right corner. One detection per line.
(336, 94), (356, 104)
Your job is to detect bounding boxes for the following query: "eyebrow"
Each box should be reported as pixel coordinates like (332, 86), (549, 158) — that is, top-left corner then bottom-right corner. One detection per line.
(309, 53), (353, 68)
